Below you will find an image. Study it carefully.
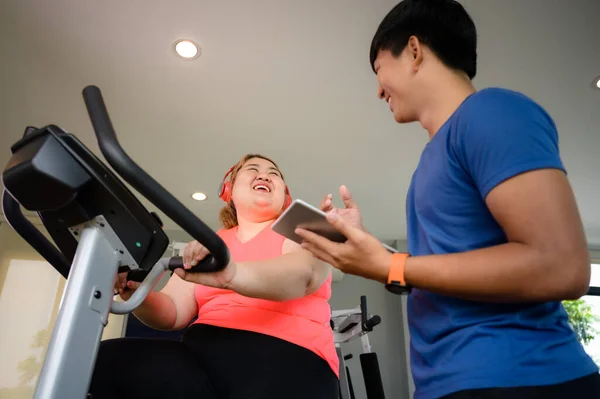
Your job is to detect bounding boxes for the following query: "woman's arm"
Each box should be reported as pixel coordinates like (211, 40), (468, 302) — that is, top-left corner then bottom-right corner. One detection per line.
(177, 239), (331, 302)
(131, 274), (198, 330)
(228, 239), (331, 301)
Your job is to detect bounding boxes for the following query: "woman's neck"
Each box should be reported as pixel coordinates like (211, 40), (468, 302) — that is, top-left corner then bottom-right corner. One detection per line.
(235, 216), (274, 243)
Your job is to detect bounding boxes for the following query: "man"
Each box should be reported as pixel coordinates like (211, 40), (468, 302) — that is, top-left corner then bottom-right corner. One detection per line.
(296, 1), (600, 398)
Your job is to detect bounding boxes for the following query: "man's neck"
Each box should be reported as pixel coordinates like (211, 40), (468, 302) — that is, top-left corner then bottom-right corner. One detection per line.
(418, 72), (476, 140)
(235, 216), (273, 243)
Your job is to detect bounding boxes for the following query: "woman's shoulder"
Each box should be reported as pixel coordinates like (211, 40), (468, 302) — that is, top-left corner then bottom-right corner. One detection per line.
(216, 227), (236, 238)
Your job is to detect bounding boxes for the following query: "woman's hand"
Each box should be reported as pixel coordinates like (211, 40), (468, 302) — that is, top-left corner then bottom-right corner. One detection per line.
(321, 185), (364, 230)
(114, 272), (141, 301)
(174, 240), (238, 289)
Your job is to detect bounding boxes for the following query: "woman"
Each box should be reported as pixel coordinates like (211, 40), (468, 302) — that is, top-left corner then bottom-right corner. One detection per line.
(89, 154), (339, 399)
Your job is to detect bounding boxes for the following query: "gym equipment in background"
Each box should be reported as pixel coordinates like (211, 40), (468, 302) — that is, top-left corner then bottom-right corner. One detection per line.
(1, 85), (230, 399)
(332, 296), (386, 399)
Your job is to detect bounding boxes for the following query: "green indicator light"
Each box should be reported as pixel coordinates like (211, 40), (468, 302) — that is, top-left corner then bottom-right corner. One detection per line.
(135, 242), (141, 248)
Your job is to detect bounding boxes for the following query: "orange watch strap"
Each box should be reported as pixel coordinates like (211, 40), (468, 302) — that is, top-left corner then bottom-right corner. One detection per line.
(388, 253), (409, 285)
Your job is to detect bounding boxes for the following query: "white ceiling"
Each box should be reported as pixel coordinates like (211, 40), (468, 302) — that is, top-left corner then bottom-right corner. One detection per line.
(1, 0), (599, 245)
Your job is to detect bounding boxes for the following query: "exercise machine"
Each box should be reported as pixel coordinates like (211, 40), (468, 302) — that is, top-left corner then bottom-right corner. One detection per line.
(332, 296), (386, 399)
(1, 85), (230, 399)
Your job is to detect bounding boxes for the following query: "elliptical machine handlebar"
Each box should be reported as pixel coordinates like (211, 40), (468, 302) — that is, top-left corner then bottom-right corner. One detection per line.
(1, 85), (233, 399)
(81, 85), (229, 273)
(1, 191), (71, 278)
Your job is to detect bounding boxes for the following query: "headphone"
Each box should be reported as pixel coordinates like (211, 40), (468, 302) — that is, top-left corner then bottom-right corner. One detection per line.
(218, 164), (292, 210)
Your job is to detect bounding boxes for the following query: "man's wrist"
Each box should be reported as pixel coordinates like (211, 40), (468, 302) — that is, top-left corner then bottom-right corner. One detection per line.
(384, 252), (412, 295)
(374, 250), (393, 284)
(403, 255), (416, 287)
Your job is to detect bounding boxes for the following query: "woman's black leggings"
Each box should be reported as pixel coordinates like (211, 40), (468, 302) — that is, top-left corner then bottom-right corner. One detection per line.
(89, 323), (340, 399)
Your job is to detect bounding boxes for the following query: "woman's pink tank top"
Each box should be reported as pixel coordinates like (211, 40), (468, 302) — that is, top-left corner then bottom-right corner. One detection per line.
(193, 225), (339, 377)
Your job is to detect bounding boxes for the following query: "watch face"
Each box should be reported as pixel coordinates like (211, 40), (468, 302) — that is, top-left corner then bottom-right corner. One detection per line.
(385, 283), (410, 295)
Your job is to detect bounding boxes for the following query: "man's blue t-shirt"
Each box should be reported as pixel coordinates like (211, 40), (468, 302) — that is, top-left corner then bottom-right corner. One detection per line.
(405, 88), (598, 398)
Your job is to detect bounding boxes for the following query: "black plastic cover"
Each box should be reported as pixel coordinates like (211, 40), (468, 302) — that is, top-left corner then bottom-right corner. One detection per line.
(4, 133), (91, 212)
(3, 125), (169, 273)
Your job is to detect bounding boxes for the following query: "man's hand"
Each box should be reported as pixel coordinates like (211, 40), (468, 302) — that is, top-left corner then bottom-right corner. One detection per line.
(173, 240), (238, 289)
(320, 185), (363, 230)
(295, 209), (391, 283)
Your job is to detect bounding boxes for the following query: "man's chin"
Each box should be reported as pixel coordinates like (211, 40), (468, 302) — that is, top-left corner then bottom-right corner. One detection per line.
(394, 113), (416, 124)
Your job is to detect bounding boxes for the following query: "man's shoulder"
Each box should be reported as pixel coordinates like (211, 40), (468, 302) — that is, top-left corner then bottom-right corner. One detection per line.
(454, 87), (555, 134)
(461, 87), (541, 114)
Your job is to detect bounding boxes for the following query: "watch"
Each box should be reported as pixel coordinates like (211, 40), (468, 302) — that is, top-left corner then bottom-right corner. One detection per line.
(385, 253), (411, 295)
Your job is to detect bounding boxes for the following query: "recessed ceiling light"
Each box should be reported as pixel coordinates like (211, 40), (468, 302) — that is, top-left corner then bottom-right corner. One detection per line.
(594, 76), (600, 89)
(191, 192), (207, 201)
(173, 39), (201, 60)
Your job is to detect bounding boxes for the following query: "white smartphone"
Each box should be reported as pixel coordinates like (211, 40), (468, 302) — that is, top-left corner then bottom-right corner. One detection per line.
(271, 199), (398, 253)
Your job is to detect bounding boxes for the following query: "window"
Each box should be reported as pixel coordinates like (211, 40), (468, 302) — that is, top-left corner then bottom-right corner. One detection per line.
(564, 264), (600, 366)
(0, 259), (61, 397)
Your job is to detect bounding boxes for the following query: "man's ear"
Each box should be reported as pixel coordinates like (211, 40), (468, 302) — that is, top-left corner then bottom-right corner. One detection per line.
(407, 36), (424, 70)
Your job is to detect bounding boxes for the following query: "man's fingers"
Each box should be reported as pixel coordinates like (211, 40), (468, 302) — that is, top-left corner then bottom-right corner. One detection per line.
(319, 194), (334, 212)
(325, 209), (362, 241)
(295, 227), (340, 255)
(340, 185), (358, 209)
(301, 242), (337, 266)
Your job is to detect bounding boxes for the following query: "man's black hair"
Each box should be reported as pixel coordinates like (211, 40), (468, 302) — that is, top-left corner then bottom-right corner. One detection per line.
(370, 0), (477, 80)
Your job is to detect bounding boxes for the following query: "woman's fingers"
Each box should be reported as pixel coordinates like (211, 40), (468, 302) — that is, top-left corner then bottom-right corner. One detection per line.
(188, 242), (209, 269)
(126, 280), (141, 290)
(113, 272), (140, 299)
(183, 242), (192, 267)
(114, 272), (127, 292)
(183, 240), (209, 268)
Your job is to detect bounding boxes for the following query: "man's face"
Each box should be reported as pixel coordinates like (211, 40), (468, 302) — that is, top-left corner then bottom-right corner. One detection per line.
(374, 48), (419, 124)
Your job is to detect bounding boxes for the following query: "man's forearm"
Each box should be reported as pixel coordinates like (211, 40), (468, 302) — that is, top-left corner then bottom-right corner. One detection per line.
(132, 291), (178, 330)
(229, 253), (317, 302)
(386, 243), (588, 302)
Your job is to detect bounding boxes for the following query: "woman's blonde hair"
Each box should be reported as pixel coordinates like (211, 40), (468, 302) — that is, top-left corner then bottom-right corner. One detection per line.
(218, 153), (285, 229)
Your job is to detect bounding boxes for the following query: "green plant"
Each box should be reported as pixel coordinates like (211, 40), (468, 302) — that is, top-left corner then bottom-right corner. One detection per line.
(563, 299), (600, 345)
